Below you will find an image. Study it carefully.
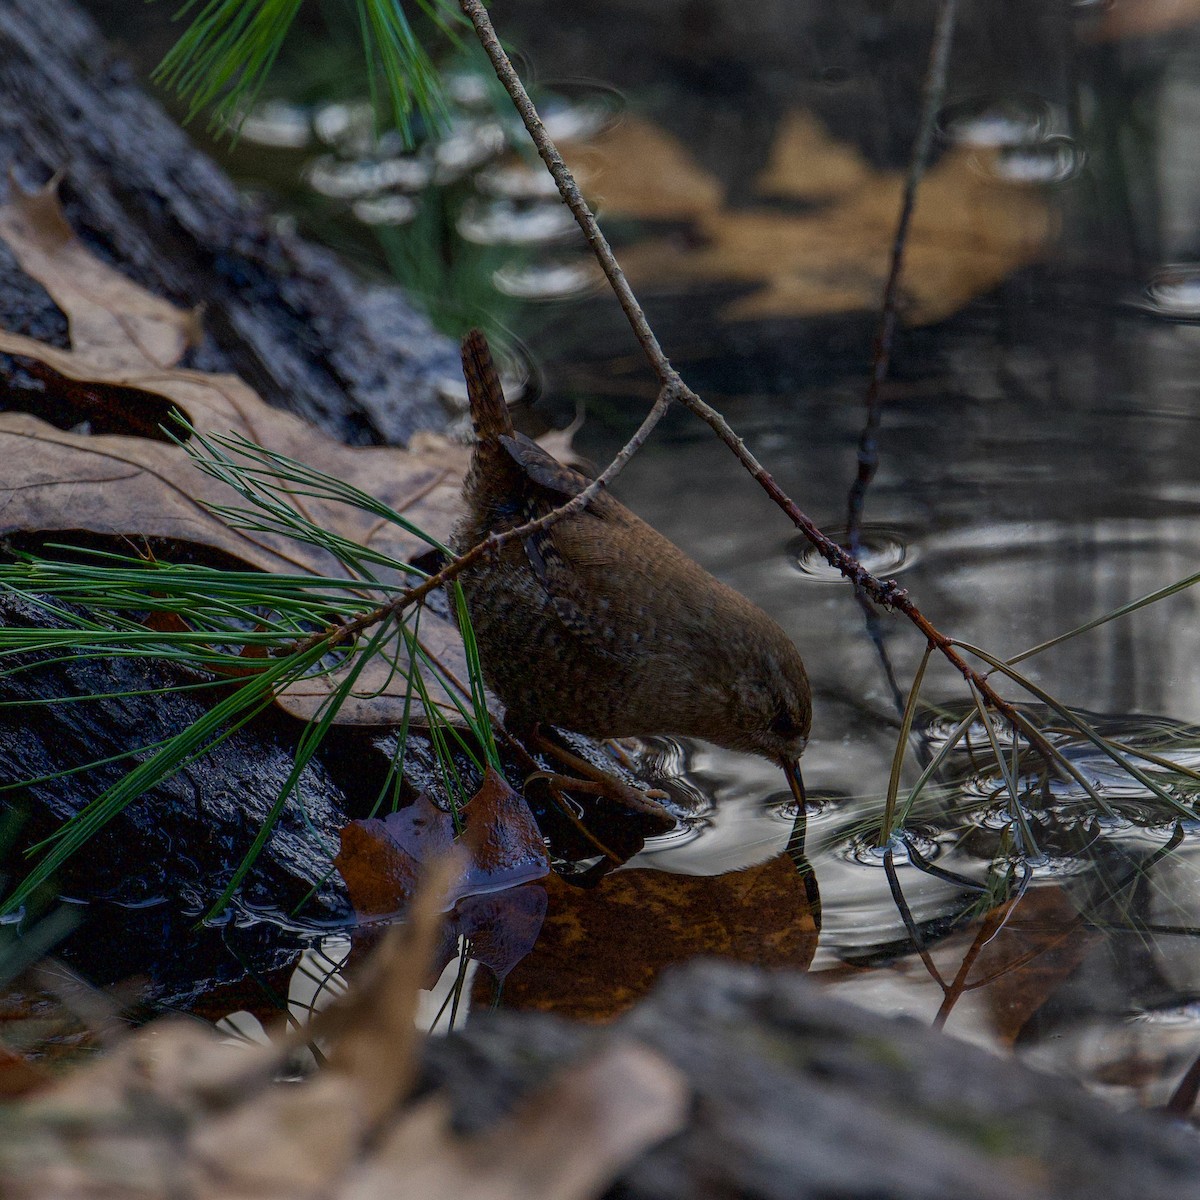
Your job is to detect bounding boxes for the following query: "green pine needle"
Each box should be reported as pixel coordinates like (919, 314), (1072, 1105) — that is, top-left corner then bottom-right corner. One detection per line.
(0, 429), (500, 920)
(153, 0), (461, 143)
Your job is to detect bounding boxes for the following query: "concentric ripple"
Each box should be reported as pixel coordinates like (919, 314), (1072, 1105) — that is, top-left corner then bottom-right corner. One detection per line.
(791, 525), (917, 582)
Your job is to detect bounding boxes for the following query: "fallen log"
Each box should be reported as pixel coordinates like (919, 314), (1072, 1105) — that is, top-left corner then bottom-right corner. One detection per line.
(425, 959), (1200, 1200)
(0, 0), (460, 446)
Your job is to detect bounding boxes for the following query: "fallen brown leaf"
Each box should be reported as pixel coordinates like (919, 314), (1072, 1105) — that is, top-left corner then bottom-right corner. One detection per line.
(338, 771), (551, 984)
(0, 175), (199, 371)
(0, 178), (471, 724)
(481, 852), (819, 1021)
(336, 769), (550, 919)
(0, 859), (686, 1200)
(336, 1040), (686, 1200)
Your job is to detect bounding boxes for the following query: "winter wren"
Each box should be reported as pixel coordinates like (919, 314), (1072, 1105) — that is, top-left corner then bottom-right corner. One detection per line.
(453, 330), (812, 798)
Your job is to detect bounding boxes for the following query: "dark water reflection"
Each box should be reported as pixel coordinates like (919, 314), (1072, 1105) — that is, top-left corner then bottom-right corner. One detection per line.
(75, 0), (1200, 1102)
(489, 0), (1200, 1099)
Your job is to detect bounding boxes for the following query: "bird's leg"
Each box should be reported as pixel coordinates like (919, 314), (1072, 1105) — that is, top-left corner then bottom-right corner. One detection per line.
(494, 726), (634, 863)
(601, 737), (643, 772)
(525, 725), (673, 826)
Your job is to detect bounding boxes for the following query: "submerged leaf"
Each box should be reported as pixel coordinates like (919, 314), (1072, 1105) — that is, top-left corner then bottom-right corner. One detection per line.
(585, 110), (1051, 325)
(481, 853), (820, 1021)
(966, 886), (1100, 1045)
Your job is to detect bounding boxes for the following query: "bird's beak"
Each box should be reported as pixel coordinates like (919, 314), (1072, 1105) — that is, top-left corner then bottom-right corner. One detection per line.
(780, 755), (820, 917)
(780, 757), (807, 810)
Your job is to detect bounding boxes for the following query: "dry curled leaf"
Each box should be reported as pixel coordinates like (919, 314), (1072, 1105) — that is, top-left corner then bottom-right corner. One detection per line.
(337, 1040), (686, 1200)
(0, 862), (685, 1200)
(0, 175), (199, 371)
(336, 769), (550, 983)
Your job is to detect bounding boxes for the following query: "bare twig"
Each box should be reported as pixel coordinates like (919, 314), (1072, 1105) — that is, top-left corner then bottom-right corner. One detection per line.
(286, 381), (678, 658)
(845, 0), (960, 723)
(846, 0), (961, 551)
(452, 0), (1041, 734)
(933, 864), (1029, 1030)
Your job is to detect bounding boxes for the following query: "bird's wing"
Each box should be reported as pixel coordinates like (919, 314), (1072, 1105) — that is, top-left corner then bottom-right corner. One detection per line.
(500, 433), (586, 498)
(500, 433), (622, 631)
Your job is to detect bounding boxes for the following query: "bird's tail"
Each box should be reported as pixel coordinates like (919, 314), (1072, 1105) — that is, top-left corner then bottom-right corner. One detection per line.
(461, 329), (514, 442)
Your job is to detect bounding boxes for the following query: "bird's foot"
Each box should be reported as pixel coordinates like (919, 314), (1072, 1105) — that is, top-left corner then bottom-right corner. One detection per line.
(526, 769), (671, 826)
(524, 727), (673, 821)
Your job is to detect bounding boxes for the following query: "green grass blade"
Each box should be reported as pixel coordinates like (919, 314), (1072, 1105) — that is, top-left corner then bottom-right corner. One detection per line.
(1007, 568), (1200, 667)
(878, 643), (933, 846)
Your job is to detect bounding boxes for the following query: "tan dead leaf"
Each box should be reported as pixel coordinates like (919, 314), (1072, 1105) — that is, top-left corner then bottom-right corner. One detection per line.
(188, 858), (459, 1196)
(482, 852), (819, 1021)
(0, 179), (474, 725)
(754, 109), (878, 202)
(531, 404), (594, 476)
(337, 1041), (687, 1200)
(0, 175), (197, 371)
(0, 863), (450, 1197)
(586, 109), (1051, 325)
(0, 861), (685, 1200)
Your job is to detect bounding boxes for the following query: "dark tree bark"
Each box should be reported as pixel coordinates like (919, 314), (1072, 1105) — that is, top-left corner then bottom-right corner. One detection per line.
(0, 0), (464, 1003)
(0, 0), (459, 446)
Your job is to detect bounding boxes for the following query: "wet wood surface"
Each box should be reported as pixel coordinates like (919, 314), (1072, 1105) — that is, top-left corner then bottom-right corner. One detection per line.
(426, 959), (1200, 1200)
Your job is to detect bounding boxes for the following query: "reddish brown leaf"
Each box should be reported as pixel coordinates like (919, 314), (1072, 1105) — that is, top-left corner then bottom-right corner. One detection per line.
(480, 852), (819, 1021)
(336, 772), (549, 920)
(460, 766), (550, 894)
(968, 885), (1099, 1045)
(336, 808), (435, 919)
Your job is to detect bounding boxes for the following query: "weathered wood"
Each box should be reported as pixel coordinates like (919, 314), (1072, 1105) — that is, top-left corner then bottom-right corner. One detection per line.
(0, 0), (459, 446)
(0, 593), (351, 916)
(424, 959), (1200, 1200)
(0, 0), (464, 1003)
(0, 0), (458, 964)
